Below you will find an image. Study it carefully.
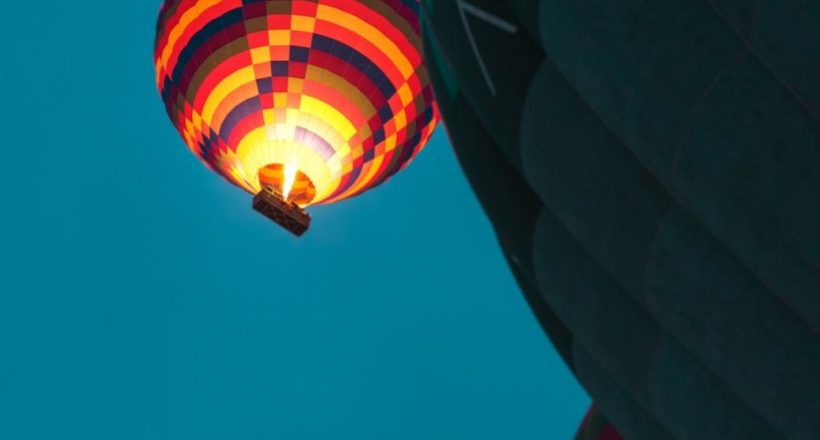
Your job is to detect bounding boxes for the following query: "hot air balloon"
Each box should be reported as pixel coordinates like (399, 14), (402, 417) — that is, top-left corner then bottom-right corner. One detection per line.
(422, 1), (820, 439)
(155, 0), (438, 235)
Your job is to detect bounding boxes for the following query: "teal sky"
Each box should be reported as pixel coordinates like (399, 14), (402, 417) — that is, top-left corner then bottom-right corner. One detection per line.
(0, 1), (588, 439)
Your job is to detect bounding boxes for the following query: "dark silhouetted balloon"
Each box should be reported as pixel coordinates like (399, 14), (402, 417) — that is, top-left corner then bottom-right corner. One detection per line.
(422, 1), (820, 439)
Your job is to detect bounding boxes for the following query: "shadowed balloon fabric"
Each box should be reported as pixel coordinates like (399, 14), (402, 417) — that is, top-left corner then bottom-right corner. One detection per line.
(155, 0), (438, 206)
(421, 1), (820, 439)
(575, 407), (623, 440)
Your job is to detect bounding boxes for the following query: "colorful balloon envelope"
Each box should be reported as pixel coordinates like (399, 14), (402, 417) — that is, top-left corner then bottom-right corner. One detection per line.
(154, 0), (438, 225)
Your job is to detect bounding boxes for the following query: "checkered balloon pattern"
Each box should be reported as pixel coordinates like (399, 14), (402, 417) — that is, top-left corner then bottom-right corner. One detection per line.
(155, 0), (438, 205)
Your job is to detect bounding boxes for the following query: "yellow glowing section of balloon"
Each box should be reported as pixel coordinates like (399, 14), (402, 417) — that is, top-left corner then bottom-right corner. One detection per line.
(223, 96), (347, 207)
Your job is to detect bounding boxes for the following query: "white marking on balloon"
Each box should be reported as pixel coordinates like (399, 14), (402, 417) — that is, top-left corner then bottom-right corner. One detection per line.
(457, 0), (519, 96)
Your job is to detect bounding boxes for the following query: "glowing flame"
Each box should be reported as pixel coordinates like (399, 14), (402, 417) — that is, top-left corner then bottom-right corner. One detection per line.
(282, 163), (298, 201)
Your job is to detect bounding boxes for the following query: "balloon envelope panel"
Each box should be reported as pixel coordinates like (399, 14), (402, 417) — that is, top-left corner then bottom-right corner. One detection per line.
(155, 0), (437, 205)
(575, 406), (623, 440)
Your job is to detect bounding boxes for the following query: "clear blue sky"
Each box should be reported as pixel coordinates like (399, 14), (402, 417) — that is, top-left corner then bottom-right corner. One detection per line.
(0, 1), (588, 439)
